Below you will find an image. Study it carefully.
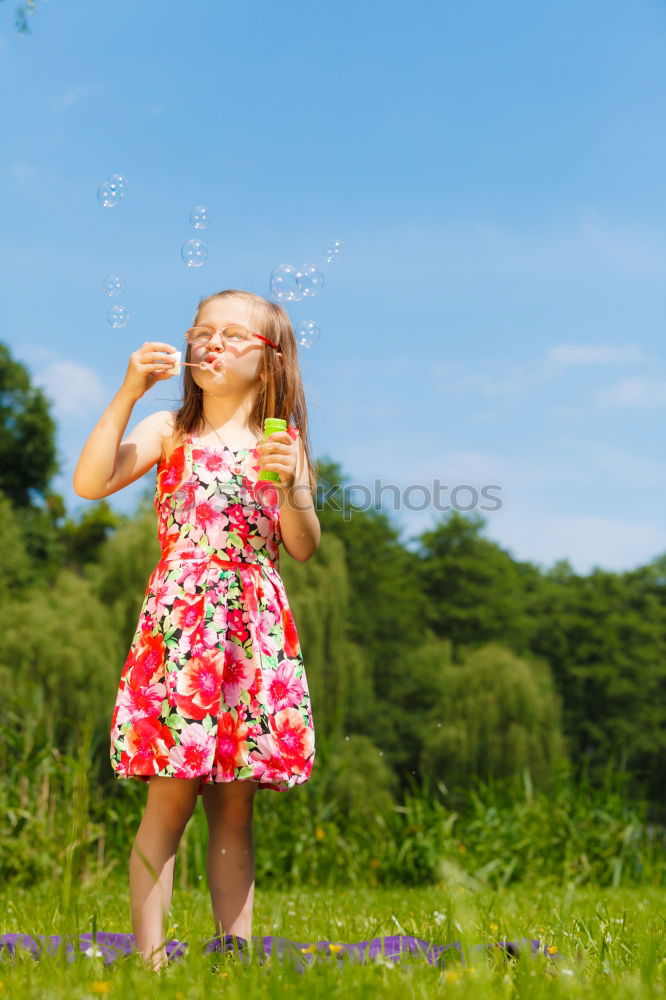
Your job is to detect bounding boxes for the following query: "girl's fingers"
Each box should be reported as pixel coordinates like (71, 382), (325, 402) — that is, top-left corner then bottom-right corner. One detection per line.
(141, 351), (179, 361)
(141, 342), (179, 351)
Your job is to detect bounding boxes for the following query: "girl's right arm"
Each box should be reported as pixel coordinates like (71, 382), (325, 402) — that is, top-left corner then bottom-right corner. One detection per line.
(72, 341), (179, 500)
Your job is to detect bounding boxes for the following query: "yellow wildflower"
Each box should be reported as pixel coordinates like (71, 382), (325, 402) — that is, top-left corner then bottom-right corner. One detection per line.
(88, 984), (110, 995)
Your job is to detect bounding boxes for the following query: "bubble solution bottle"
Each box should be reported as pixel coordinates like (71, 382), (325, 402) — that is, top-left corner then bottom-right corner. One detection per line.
(258, 417), (287, 483)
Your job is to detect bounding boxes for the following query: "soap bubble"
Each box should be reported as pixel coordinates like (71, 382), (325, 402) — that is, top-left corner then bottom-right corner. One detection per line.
(97, 180), (121, 208)
(181, 239), (207, 268)
(269, 263), (301, 302)
(296, 320), (320, 348)
(298, 263), (324, 298)
(98, 173), (128, 207)
(107, 305), (130, 328)
(103, 274), (126, 297)
(323, 239), (343, 263)
(189, 205), (211, 229)
(108, 173), (128, 197)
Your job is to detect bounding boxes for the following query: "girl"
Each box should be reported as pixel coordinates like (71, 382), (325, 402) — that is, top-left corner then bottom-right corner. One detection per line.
(73, 288), (319, 972)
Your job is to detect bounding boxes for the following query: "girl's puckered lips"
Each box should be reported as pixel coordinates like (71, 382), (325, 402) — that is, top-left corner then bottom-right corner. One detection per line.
(205, 352), (224, 368)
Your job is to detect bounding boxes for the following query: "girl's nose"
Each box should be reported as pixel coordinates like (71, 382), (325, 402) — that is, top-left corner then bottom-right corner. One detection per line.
(208, 330), (225, 349)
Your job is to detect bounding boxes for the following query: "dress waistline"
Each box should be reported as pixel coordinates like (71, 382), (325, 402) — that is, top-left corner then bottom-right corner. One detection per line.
(158, 551), (274, 573)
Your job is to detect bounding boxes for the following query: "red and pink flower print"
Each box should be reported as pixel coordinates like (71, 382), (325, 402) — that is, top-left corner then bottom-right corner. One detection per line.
(110, 427), (315, 794)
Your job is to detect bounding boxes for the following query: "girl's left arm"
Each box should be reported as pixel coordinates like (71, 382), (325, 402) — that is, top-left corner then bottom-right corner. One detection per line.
(257, 431), (321, 562)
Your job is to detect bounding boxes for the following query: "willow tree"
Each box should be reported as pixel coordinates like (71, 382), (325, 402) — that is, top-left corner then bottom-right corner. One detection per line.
(419, 639), (566, 793)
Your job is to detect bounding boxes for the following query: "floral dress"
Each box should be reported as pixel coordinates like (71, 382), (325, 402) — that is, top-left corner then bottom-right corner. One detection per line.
(109, 425), (316, 794)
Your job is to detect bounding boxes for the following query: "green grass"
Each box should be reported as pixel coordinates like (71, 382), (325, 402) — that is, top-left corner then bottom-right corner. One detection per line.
(0, 875), (663, 998)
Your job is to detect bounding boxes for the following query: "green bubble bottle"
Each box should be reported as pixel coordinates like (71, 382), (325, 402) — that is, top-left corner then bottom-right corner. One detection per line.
(259, 417), (287, 483)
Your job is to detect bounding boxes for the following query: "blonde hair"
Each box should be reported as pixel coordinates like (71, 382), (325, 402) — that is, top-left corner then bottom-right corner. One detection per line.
(171, 289), (317, 496)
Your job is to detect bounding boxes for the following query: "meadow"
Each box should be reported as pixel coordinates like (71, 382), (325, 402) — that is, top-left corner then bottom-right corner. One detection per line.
(0, 877), (664, 997)
(0, 731), (664, 998)
(1, 354), (665, 996)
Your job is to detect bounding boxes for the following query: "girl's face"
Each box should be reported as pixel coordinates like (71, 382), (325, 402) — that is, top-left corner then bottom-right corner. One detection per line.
(189, 297), (266, 395)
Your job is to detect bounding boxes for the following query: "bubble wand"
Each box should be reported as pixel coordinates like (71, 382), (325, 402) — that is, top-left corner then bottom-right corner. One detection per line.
(162, 351), (225, 375)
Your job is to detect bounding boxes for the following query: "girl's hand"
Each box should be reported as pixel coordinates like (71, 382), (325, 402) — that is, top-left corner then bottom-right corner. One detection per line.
(121, 342), (180, 400)
(256, 431), (298, 490)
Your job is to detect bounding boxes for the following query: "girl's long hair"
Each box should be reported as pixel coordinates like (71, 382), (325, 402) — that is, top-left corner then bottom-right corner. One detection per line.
(171, 289), (317, 496)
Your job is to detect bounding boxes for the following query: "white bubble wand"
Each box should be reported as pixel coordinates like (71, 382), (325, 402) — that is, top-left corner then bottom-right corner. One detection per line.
(162, 351), (225, 375)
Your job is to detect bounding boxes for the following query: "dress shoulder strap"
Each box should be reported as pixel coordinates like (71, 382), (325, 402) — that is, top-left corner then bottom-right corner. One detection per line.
(185, 430), (196, 466)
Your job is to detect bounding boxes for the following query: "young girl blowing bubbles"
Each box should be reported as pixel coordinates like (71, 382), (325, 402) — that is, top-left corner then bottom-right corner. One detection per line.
(73, 288), (319, 972)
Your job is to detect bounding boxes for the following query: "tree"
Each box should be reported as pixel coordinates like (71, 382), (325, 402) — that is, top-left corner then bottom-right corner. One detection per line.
(61, 500), (126, 570)
(416, 510), (537, 654)
(527, 561), (666, 810)
(1, 0), (39, 36)
(419, 640), (566, 792)
(0, 342), (58, 507)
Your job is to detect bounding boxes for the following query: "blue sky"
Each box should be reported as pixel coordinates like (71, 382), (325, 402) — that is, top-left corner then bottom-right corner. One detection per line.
(1, 0), (664, 574)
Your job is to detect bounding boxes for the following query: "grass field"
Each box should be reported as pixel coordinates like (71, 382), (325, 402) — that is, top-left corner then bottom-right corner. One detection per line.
(0, 876), (663, 997)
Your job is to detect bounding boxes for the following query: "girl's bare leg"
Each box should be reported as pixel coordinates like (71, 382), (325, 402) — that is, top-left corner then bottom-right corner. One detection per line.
(201, 779), (259, 945)
(129, 776), (200, 971)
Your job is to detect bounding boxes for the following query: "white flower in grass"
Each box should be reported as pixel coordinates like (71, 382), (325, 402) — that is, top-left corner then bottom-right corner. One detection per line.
(372, 954), (396, 968)
(84, 945), (104, 957)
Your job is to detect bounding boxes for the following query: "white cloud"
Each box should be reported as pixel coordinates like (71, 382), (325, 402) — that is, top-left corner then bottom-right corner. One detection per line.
(336, 434), (666, 572)
(545, 343), (649, 366)
(490, 510), (666, 575)
(435, 341), (658, 402)
(578, 207), (666, 279)
(50, 83), (100, 113)
(594, 376), (666, 408)
(34, 360), (107, 417)
(394, 500), (665, 575)
(7, 161), (38, 197)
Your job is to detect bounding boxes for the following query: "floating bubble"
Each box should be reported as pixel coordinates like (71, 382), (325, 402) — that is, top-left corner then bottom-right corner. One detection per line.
(189, 205), (211, 229)
(296, 320), (320, 348)
(292, 267), (307, 302)
(269, 263), (300, 302)
(181, 239), (207, 268)
(103, 274), (126, 297)
(97, 180), (121, 208)
(108, 173), (128, 197)
(107, 305), (130, 328)
(298, 263), (325, 298)
(322, 239), (343, 263)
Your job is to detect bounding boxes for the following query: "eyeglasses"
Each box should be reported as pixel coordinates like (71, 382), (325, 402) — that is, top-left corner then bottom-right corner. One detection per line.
(185, 323), (282, 352)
